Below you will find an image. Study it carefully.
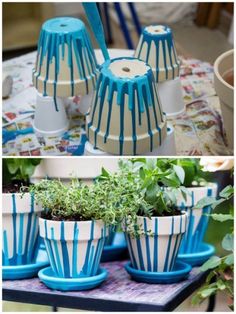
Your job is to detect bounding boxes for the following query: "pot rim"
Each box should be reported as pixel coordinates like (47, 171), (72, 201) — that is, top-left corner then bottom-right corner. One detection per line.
(136, 211), (188, 221)
(183, 182), (218, 191)
(39, 217), (105, 225)
(214, 49), (234, 91)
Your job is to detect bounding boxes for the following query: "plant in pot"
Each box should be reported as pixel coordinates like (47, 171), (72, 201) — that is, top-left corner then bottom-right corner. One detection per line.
(170, 158), (218, 265)
(118, 158), (189, 283)
(30, 177), (135, 290)
(2, 158), (42, 271)
(193, 185), (234, 310)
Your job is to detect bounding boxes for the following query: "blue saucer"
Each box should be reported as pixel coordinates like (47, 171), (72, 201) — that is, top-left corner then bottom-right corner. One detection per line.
(101, 232), (127, 262)
(3, 249), (49, 280)
(125, 261), (192, 284)
(177, 243), (215, 267)
(38, 267), (108, 291)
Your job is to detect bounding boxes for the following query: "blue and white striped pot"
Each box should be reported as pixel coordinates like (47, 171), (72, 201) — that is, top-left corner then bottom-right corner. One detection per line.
(39, 218), (108, 278)
(125, 213), (188, 273)
(2, 193), (42, 266)
(134, 25), (180, 83)
(176, 184), (218, 254)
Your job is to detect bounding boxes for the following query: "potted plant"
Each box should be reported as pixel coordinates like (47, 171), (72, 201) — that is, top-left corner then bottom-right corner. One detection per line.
(30, 177), (132, 280)
(172, 159), (218, 257)
(2, 158), (42, 266)
(118, 159), (188, 278)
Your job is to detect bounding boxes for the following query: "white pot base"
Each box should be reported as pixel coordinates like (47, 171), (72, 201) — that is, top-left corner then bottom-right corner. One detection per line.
(84, 124), (176, 156)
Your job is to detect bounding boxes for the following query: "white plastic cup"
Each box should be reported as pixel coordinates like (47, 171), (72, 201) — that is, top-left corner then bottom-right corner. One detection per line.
(33, 92), (69, 137)
(157, 77), (185, 117)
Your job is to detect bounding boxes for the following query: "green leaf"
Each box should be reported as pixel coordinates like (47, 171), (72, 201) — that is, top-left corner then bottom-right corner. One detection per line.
(222, 234), (234, 251)
(210, 213), (234, 222)
(101, 167), (110, 178)
(219, 185), (234, 199)
(225, 254), (234, 266)
(200, 287), (217, 298)
(200, 256), (221, 271)
(173, 165), (185, 184)
(195, 197), (217, 209)
(139, 167), (145, 180)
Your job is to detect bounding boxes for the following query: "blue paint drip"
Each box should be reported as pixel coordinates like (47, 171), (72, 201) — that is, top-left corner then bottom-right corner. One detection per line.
(72, 222), (79, 277)
(51, 227), (64, 277)
(125, 233), (138, 269)
(60, 221), (70, 278)
(153, 218), (158, 272)
(17, 213), (24, 265)
(163, 216), (174, 272)
(82, 220), (95, 275)
(143, 218), (151, 271)
(3, 231), (9, 266)
(44, 220), (58, 275)
(136, 236), (145, 271)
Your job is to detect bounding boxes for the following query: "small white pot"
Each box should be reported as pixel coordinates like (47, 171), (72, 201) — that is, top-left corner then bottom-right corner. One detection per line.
(39, 218), (108, 278)
(2, 192), (42, 266)
(176, 183), (218, 253)
(125, 213), (188, 273)
(214, 49), (234, 149)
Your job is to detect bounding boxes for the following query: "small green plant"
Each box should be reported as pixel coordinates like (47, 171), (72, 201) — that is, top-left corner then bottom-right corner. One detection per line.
(29, 175), (146, 226)
(3, 158), (41, 191)
(193, 185), (234, 310)
(118, 158), (187, 217)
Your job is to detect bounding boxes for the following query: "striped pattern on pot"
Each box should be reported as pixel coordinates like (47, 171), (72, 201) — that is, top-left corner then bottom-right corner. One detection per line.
(39, 218), (108, 278)
(125, 213), (187, 272)
(2, 193), (41, 266)
(134, 25), (180, 83)
(176, 184), (218, 254)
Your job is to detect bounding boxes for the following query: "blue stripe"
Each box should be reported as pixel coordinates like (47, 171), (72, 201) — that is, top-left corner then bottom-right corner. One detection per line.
(163, 216), (174, 272)
(143, 218), (151, 271)
(60, 222), (70, 278)
(153, 218), (158, 271)
(51, 227), (64, 277)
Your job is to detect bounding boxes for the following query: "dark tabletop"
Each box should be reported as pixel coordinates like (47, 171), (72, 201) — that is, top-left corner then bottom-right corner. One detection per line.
(3, 260), (208, 311)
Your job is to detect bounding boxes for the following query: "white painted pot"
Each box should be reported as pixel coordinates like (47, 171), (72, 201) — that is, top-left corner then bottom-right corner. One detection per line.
(214, 49), (234, 149)
(2, 193), (42, 266)
(176, 183), (218, 253)
(125, 213), (187, 272)
(84, 124), (176, 156)
(39, 218), (108, 278)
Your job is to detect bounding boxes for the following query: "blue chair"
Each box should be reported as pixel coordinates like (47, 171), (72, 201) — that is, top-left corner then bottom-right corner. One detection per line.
(97, 3), (142, 49)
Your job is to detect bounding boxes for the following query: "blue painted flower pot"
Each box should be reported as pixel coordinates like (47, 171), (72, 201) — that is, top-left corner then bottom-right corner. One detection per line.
(2, 193), (42, 266)
(124, 213), (188, 273)
(39, 218), (108, 278)
(86, 56), (167, 155)
(176, 184), (218, 254)
(33, 17), (98, 99)
(134, 25), (180, 83)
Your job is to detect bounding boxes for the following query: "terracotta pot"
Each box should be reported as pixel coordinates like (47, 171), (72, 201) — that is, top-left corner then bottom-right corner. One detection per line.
(214, 49), (234, 149)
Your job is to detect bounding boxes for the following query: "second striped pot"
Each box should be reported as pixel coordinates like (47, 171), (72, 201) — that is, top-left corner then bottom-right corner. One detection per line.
(125, 213), (188, 273)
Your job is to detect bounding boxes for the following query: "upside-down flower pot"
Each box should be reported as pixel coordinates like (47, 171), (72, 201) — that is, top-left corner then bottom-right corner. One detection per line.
(32, 17), (98, 136)
(2, 193), (42, 266)
(134, 25), (180, 83)
(134, 25), (184, 116)
(214, 49), (234, 149)
(39, 218), (108, 278)
(175, 183), (218, 254)
(124, 213), (187, 272)
(86, 57), (167, 155)
(33, 17), (98, 99)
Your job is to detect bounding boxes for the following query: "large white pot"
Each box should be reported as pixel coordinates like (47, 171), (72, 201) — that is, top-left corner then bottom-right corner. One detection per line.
(176, 183), (218, 253)
(2, 192), (42, 266)
(214, 49), (234, 149)
(39, 218), (108, 278)
(125, 213), (187, 272)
